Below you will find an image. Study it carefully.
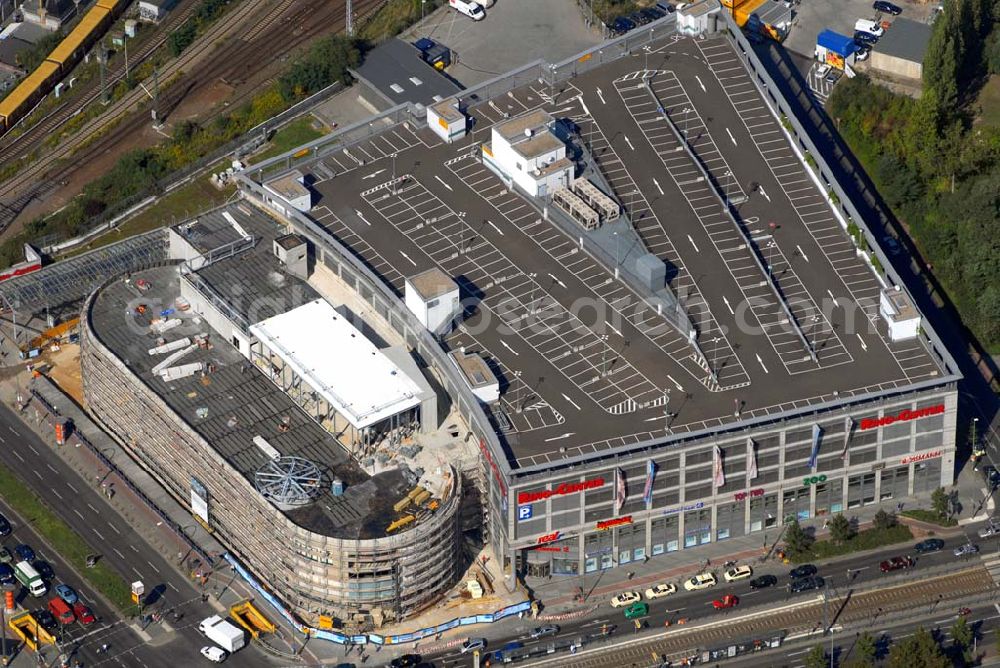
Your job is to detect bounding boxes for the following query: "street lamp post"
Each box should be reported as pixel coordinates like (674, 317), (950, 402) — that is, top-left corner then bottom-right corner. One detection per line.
(613, 230), (621, 279)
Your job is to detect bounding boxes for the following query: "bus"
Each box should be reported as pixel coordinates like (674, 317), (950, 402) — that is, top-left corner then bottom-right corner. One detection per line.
(14, 561), (47, 597)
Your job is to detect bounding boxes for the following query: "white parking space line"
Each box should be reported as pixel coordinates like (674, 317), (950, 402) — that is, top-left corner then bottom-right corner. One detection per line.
(11, 450), (23, 462)
(113, 548), (126, 559)
(93, 528), (105, 541)
(51, 489), (63, 500)
(107, 522), (121, 535)
(73, 509), (85, 520)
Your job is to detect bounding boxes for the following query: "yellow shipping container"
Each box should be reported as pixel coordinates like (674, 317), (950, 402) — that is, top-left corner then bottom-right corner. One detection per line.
(0, 61), (60, 126)
(47, 6), (111, 68)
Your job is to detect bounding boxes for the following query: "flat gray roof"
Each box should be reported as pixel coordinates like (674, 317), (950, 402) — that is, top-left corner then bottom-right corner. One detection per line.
(354, 38), (463, 107)
(876, 18), (932, 63)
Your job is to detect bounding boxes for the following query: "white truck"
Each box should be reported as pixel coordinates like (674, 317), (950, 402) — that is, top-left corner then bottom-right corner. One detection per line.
(198, 615), (246, 653)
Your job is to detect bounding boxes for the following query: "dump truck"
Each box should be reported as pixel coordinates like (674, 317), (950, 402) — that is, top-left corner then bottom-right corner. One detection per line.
(199, 615), (246, 653)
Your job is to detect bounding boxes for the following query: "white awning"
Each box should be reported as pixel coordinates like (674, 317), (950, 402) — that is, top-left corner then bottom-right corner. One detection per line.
(250, 299), (422, 430)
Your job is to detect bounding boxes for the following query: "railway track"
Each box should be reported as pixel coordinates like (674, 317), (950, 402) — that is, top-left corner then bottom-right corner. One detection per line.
(0, 0), (204, 163)
(0, 0), (279, 209)
(0, 0), (385, 235)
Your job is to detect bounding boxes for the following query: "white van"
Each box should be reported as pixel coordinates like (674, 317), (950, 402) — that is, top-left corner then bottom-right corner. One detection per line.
(449, 0), (485, 20)
(854, 18), (884, 37)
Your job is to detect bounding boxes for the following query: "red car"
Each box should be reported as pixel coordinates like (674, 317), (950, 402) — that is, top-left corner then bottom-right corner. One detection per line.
(879, 556), (914, 573)
(712, 594), (739, 610)
(72, 602), (95, 625)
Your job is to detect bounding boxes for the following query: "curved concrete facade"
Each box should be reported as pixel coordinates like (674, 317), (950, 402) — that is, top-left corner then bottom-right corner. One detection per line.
(80, 269), (462, 626)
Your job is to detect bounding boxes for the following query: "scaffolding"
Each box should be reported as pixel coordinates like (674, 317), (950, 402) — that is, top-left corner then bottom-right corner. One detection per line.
(552, 187), (600, 230)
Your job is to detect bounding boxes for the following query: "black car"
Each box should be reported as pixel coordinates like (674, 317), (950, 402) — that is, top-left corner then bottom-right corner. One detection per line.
(641, 7), (666, 21)
(790, 575), (825, 593)
(656, 1), (675, 12)
(854, 30), (879, 45)
(33, 561), (53, 579)
(914, 538), (944, 554)
(609, 16), (636, 35)
(749, 574), (778, 590)
(14, 544), (34, 562)
(788, 564), (817, 579)
(34, 610), (57, 633)
(630, 10), (654, 25)
(0, 514), (10, 537)
(0, 564), (14, 588)
(873, 0), (902, 15)
(390, 655), (421, 668)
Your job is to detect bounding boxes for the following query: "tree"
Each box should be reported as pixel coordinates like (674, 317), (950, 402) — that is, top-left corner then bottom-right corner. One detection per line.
(951, 616), (974, 664)
(785, 519), (814, 557)
(848, 631), (878, 668)
(888, 627), (950, 668)
(873, 509), (897, 531)
(828, 514), (855, 543)
(931, 487), (950, 519)
(804, 643), (828, 668)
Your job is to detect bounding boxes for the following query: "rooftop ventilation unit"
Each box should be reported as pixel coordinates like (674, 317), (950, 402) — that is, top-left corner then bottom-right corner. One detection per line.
(253, 435), (281, 462)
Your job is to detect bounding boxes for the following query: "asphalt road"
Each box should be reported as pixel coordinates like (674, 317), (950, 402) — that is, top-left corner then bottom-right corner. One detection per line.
(412, 527), (998, 668)
(0, 402), (277, 668)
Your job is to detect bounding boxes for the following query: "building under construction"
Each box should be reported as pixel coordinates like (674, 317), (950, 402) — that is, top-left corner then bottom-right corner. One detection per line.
(80, 205), (464, 627)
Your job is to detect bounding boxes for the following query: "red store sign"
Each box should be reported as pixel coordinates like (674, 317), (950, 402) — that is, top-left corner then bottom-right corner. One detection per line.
(537, 531), (561, 545)
(596, 516), (632, 531)
(860, 404), (944, 431)
(517, 477), (605, 505)
(900, 450), (942, 465)
(734, 488), (764, 502)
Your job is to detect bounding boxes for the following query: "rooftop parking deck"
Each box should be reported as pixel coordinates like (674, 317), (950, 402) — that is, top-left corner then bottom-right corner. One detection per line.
(256, 34), (950, 470)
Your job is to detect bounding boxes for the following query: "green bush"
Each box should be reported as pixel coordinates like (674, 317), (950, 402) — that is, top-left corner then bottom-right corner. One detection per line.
(278, 35), (359, 103)
(0, 464), (133, 611)
(793, 524), (913, 562)
(900, 508), (958, 527)
(169, 22), (197, 57)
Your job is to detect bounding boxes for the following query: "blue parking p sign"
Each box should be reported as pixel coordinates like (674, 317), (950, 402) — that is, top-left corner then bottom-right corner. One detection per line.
(517, 505), (533, 521)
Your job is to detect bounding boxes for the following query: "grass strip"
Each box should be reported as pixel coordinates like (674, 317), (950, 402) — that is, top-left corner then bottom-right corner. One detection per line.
(0, 463), (133, 611)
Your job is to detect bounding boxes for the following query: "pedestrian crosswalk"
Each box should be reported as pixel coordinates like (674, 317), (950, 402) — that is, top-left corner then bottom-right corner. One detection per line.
(980, 552), (1000, 585)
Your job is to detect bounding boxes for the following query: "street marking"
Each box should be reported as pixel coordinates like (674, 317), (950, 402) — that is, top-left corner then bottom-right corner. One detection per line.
(32, 470), (42, 480)
(500, 340), (520, 356)
(8, 426), (18, 435)
(756, 353), (768, 373)
(624, 136), (635, 150)
(66, 483), (78, 493)
(434, 175), (453, 191)
(362, 168), (386, 180)
(596, 87), (605, 104)
(687, 234), (700, 252)
(644, 416), (663, 422)
(548, 273), (568, 289)
(695, 75), (706, 92)
(107, 522), (120, 535)
(52, 489), (63, 500)
(93, 528), (105, 541)
(722, 296), (734, 315)
(653, 178), (664, 195)
(796, 245), (809, 262)
(399, 251), (417, 267)
(726, 128), (737, 146)
(486, 220), (504, 236)
(544, 432), (575, 442)
(87, 503), (100, 514)
(354, 209), (370, 225)
(129, 545), (139, 553)
(759, 186), (770, 202)
(168, 583), (179, 593)
(147, 561), (160, 574)
(12, 450), (23, 462)
(562, 394), (582, 411)
(667, 374), (683, 391)
(73, 509), (85, 520)
(132, 567), (143, 578)
(605, 321), (623, 337)
(28, 445), (38, 455)
(113, 548), (126, 559)
(46, 463), (58, 473)
(856, 333), (868, 351)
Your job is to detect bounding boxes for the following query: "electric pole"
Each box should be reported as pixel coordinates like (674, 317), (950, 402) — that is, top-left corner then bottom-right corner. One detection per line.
(151, 67), (162, 128)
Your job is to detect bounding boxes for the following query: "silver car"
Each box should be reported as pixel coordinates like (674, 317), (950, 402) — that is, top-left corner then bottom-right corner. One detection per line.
(953, 543), (979, 556)
(529, 625), (559, 639)
(977, 522), (999, 539)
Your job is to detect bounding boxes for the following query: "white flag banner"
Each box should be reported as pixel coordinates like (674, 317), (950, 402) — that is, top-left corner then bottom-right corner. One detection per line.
(713, 445), (726, 488)
(746, 438), (758, 481)
(615, 467), (627, 514)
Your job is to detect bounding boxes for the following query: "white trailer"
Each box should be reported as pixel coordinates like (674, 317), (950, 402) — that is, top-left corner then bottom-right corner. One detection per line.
(198, 615), (246, 653)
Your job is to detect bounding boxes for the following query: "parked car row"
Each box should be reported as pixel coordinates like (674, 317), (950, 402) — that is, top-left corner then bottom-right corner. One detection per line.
(607, 2), (677, 37)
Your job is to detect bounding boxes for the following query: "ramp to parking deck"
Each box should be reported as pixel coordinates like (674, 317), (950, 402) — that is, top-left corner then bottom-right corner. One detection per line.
(9, 612), (55, 651)
(230, 600), (276, 638)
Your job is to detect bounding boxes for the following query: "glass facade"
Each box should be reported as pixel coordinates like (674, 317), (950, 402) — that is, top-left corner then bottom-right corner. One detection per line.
(506, 392), (955, 578)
